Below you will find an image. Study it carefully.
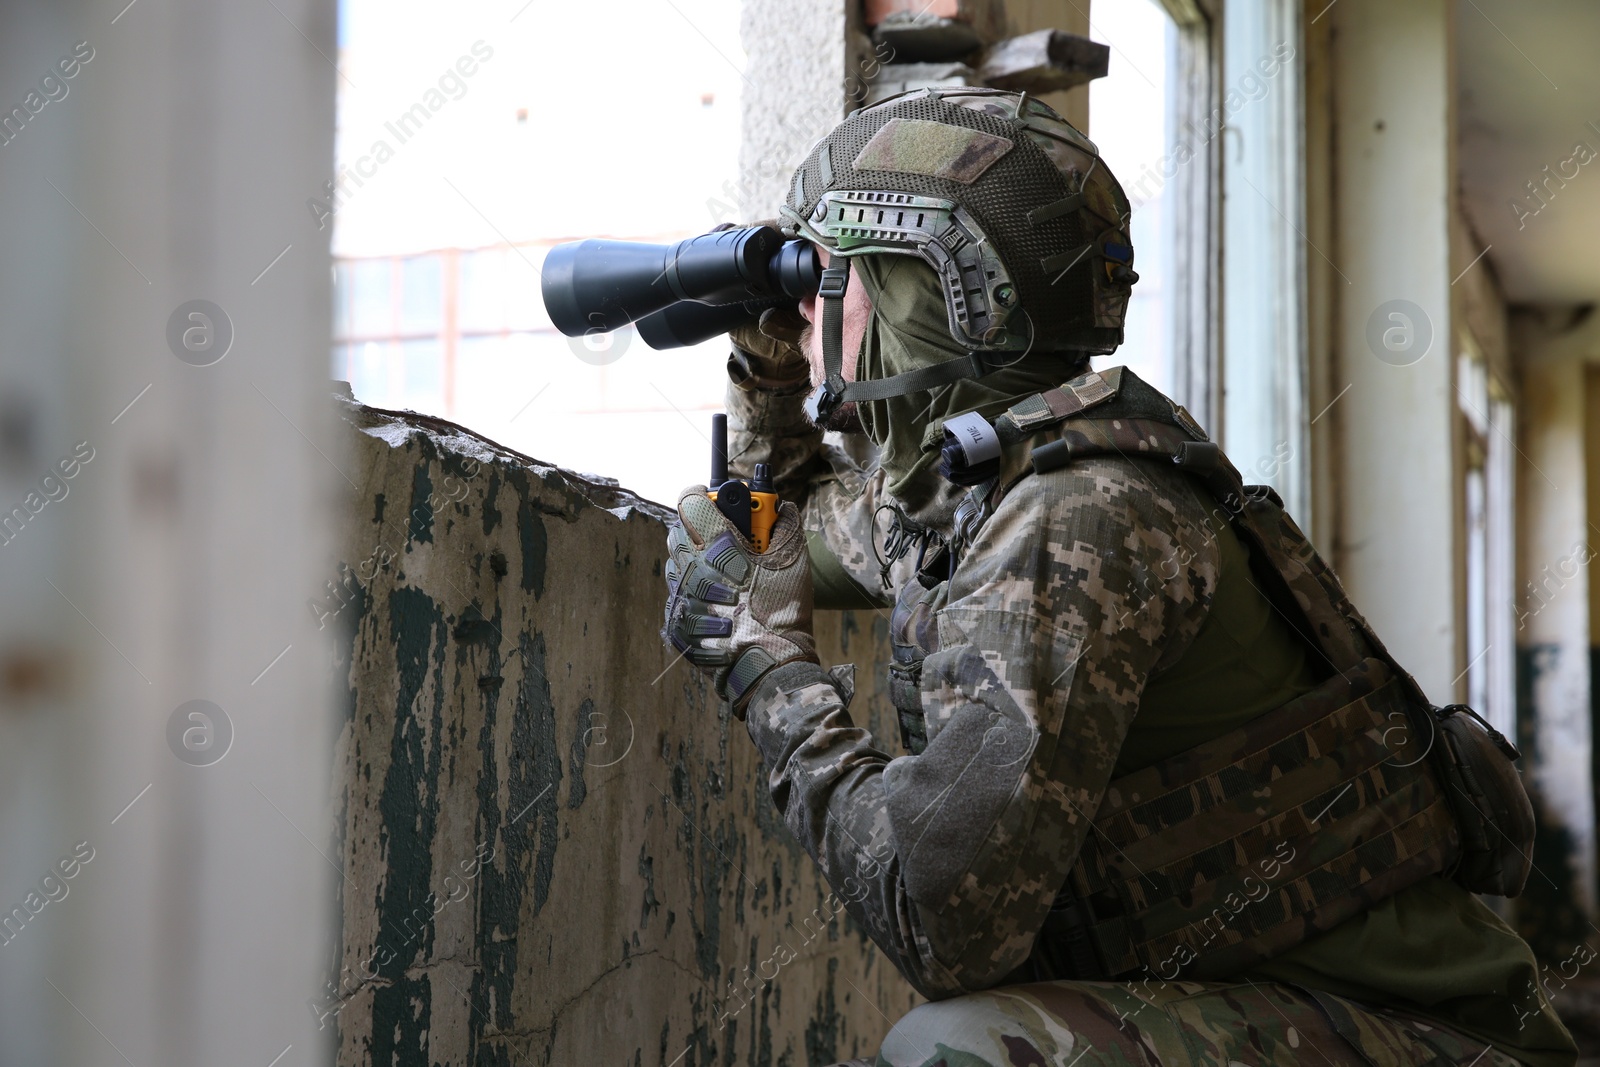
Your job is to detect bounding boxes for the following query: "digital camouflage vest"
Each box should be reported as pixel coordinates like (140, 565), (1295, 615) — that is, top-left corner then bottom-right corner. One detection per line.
(888, 366), (1535, 982)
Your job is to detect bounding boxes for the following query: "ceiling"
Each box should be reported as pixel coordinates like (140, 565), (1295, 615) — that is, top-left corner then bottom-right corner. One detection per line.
(1457, 0), (1600, 305)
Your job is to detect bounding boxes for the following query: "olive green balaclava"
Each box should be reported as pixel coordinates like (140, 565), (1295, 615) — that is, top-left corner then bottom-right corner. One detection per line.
(851, 254), (1090, 509)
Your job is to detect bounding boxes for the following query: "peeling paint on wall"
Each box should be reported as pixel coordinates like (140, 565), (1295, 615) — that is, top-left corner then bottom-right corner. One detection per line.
(328, 399), (917, 1065)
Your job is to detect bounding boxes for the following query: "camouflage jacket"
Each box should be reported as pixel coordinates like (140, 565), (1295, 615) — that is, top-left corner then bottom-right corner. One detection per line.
(725, 364), (1223, 999)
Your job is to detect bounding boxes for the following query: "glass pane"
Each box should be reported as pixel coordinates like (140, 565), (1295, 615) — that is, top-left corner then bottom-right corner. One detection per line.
(506, 247), (549, 333)
(1465, 465), (1488, 713)
(332, 262), (352, 338)
(349, 339), (396, 408)
(1485, 396), (1516, 738)
(459, 249), (505, 335)
(1088, 0), (1177, 397)
(331, 342), (351, 383)
(399, 255), (443, 334)
(400, 338), (444, 410)
(347, 258), (391, 338)
(455, 333), (549, 428)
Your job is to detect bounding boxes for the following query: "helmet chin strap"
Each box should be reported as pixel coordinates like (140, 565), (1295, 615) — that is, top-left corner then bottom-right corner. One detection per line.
(804, 257), (993, 427)
(804, 262), (853, 425)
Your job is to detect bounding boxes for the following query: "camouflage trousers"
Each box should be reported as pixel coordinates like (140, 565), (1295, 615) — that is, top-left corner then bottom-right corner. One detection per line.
(833, 979), (1521, 1067)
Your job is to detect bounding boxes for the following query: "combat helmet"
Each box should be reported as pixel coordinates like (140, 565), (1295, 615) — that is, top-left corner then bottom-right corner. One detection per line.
(780, 86), (1137, 423)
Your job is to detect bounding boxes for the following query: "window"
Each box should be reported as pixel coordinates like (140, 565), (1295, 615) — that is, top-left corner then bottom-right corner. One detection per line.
(1088, 0), (1181, 400)
(333, 0), (744, 505)
(1089, 0), (1308, 517)
(1458, 340), (1516, 735)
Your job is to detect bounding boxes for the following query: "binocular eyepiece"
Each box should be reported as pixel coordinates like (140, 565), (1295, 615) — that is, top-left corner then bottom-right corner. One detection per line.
(540, 225), (822, 350)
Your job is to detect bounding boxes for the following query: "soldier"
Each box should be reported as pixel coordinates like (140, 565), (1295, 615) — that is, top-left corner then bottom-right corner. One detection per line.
(662, 87), (1573, 1066)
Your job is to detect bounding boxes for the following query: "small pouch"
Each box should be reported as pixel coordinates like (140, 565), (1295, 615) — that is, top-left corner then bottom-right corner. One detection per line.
(1431, 704), (1535, 897)
(889, 662), (928, 756)
(887, 579), (940, 756)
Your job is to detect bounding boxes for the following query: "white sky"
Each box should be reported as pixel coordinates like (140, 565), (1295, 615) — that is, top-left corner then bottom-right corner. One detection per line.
(334, 0), (746, 257)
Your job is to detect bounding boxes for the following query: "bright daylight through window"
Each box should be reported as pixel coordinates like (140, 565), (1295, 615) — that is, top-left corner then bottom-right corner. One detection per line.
(331, 0), (743, 505)
(1087, 0), (1176, 398)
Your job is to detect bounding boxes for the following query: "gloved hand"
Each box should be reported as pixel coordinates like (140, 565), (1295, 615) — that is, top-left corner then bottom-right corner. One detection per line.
(730, 306), (812, 391)
(732, 308), (812, 396)
(662, 486), (817, 714)
(722, 218), (812, 392)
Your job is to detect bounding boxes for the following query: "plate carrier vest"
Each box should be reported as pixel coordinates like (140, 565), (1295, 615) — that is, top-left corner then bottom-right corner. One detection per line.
(885, 366), (1535, 983)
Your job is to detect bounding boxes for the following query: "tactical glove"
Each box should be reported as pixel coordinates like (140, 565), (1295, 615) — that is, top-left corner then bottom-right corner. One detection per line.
(725, 219), (812, 392)
(729, 307), (810, 384)
(662, 487), (816, 714)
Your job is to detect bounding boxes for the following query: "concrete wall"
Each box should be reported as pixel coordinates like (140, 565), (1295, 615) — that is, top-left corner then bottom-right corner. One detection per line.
(1516, 348), (1594, 927)
(738, 0), (850, 221)
(735, 0), (1090, 223)
(1511, 309), (1600, 945)
(326, 397), (914, 1066)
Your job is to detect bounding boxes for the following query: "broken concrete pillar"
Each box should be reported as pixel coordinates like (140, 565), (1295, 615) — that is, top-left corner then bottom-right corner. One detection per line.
(864, 0), (1010, 40)
(858, 1), (1104, 123)
(867, 0), (1011, 64)
(737, 0), (1104, 211)
(327, 397), (916, 1065)
(865, 62), (981, 105)
(977, 29), (1110, 93)
(986, 0), (1094, 131)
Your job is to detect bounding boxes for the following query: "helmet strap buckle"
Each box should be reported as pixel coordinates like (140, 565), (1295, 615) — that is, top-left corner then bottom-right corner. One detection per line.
(804, 261), (852, 426)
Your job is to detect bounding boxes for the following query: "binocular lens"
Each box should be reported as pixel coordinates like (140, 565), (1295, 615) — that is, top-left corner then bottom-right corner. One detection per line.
(541, 225), (821, 349)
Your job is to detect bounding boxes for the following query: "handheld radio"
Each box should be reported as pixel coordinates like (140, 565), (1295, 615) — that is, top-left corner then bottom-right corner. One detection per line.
(708, 414), (778, 553)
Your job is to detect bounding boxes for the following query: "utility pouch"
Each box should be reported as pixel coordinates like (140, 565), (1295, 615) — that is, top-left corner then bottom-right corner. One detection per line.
(888, 660), (928, 755)
(1431, 704), (1534, 897)
(887, 571), (942, 756)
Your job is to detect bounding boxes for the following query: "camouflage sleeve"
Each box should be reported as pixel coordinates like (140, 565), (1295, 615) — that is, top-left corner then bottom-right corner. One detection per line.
(799, 447), (930, 608)
(741, 458), (1223, 998)
(724, 347), (824, 503)
(725, 353), (909, 608)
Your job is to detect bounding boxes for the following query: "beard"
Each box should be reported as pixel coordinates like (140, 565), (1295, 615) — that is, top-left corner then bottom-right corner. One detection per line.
(811, 396), (865, 434)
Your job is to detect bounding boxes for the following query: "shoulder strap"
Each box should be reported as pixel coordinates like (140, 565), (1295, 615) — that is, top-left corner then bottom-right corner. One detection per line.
(938, 366), (1125, 486)
(997, 402), (1395, 686)
(942, 368), (1434, 705)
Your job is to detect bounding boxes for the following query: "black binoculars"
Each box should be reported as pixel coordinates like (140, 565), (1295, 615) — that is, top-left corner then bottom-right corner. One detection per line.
(540, 225), (823, 350)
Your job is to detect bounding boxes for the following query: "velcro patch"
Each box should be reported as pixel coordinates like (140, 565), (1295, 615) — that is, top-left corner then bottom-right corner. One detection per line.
(851, 118), (1014, 185)
(1066, 370), (1116, 407)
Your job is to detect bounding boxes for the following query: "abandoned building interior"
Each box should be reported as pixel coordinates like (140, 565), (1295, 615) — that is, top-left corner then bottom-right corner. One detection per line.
(0, 0), (1598, 1063)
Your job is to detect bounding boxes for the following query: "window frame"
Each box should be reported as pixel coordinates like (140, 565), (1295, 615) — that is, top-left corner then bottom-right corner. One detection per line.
(1151, 0), (1224, 438)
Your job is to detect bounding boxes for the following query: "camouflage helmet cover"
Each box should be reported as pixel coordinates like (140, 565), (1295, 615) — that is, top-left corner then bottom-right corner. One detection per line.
(779, 86), (1137, 356)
